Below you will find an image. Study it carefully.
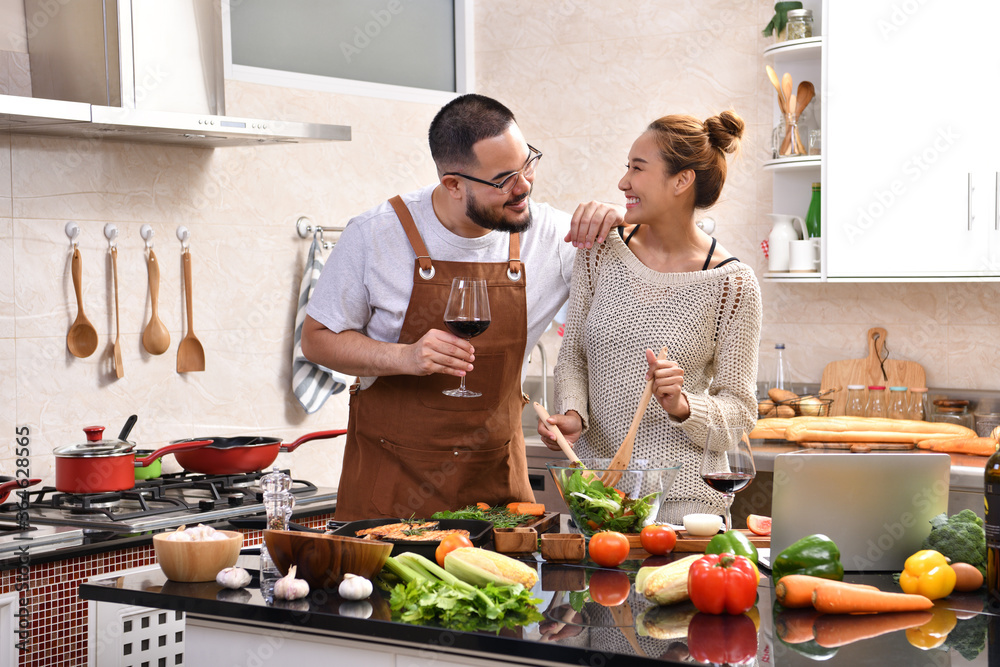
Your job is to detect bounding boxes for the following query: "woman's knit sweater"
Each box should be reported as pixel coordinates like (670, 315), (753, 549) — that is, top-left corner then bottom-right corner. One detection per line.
(554, 231), (762, 522)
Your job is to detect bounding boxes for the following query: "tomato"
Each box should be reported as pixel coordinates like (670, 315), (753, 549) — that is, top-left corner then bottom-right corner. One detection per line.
(639, 525), (677, 555)
(435, 533), (474, 567)
(588, 531), (630, 568)
(588, 569), (631, 607)
(747, 514), (772, 536)
(687, 554), (758, 615)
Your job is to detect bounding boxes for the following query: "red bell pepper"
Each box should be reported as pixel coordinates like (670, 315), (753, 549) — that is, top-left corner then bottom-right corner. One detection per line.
(687, 553), (758, 615)
(687, 612), (758, 665)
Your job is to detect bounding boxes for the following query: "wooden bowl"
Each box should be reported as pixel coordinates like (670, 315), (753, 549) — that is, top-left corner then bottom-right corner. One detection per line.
(493, 527), (537, 554)
(153, 530), (243, 582)
(540, 533), (585, 562)
(263, 530), (391, 590)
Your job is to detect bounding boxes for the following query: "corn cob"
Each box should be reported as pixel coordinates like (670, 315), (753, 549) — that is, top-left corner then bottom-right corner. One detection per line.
(444, 547), (538, 588)
(639, 554), (702, 606)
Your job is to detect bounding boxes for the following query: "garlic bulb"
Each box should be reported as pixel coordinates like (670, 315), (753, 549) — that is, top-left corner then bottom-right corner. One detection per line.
(216, 567), (252, 589)
(273, 565), (310, 600)
(338, 573), (373, 601)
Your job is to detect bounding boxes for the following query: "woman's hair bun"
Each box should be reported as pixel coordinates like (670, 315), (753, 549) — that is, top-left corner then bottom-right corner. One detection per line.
(704, 110), (745, 154)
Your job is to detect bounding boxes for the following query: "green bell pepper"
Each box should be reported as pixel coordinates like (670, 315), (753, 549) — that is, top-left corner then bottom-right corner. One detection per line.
(705, 530), (759, 564)
(770, 533), (844, 582)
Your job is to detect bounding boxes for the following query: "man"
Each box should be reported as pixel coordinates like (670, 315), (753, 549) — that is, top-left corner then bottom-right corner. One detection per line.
(301, 94), (622, 519)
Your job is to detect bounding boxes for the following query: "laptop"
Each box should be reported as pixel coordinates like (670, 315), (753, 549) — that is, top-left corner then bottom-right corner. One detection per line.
(766, 452), (951, 572)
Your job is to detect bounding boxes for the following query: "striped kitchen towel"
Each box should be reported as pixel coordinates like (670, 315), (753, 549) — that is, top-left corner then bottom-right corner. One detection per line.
(292, 237), (351, 413)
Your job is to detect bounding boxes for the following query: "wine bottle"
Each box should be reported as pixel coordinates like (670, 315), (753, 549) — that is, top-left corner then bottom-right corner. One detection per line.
(805, 182), (821, 238)
(986, 450), (1000, 607)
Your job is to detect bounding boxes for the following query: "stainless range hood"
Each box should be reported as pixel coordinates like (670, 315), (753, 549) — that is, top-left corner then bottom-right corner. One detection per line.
(13, 0), (350, 147)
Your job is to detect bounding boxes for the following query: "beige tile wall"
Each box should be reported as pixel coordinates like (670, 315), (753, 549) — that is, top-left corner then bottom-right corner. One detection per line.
(1, 2), (997, 490)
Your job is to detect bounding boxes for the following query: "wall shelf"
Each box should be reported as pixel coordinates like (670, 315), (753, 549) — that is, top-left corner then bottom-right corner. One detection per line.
(763, 156), (821, 171)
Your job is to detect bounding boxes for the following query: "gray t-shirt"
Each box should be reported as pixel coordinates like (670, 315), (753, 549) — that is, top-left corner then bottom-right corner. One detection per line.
(307, 184), (575, 389)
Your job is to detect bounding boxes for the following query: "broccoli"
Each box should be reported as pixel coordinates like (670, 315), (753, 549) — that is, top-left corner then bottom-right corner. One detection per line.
(944, 613), (988, 662)
(921, 509), (987, 577)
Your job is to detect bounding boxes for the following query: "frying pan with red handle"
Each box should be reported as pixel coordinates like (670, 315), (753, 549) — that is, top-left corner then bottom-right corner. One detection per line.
(171, 429), (348, 475)
(0, 476), (41, 504)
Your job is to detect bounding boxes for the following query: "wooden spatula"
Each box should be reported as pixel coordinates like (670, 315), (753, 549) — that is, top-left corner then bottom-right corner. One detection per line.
(176, 248), (205, 373)
(533, 402), (583, 466)
(602, 346), (669, 488)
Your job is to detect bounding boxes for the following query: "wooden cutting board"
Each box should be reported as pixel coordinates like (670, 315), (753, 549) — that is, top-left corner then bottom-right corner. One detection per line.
(626, 529), (769, 552)
(820, 327), (926, 416)
(801, 441), (915, 452)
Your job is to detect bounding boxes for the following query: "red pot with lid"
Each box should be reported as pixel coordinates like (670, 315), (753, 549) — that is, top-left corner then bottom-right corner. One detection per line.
(54, 425), (213, 494)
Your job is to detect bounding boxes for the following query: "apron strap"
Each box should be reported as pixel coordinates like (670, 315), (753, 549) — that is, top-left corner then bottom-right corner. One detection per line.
(508, 232), (522, 281)
(389, 196), (435, 279)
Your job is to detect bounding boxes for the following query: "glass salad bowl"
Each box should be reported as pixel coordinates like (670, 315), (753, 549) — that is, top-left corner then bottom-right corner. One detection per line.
(546, 458), (682, 539)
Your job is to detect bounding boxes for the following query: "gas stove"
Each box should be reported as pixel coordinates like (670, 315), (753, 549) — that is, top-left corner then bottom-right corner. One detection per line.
(0, 469), (337, 556)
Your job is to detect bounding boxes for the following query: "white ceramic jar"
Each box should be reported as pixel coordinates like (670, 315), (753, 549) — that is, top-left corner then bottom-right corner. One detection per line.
(767, 214), (804, 272)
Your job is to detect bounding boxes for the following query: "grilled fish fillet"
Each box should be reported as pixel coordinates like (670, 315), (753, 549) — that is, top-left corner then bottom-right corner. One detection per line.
(354, 521), (470, 541)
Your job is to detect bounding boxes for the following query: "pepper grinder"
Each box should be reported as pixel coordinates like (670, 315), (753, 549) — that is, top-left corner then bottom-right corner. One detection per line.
(259, 466), (295, 599)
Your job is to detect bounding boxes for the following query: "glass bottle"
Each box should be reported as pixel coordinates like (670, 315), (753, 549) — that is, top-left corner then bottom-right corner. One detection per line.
(908, 387), (928, 421)
(985, 450), (1000, 600)
(259, 466), (294, 600)
(844, 384), (866, 417)
(786, 9), (814, 40)
(805, 183), (821, 239)
(888, 387), (909, 419)
(865, 385), (887, 418)
(773, 343), (787, 391)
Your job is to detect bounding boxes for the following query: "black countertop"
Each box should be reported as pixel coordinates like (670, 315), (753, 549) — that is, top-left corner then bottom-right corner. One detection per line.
(80, 553), (997, 666)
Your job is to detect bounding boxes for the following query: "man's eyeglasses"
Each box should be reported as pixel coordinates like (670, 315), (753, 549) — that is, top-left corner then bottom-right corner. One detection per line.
(444, 145), (542, 194)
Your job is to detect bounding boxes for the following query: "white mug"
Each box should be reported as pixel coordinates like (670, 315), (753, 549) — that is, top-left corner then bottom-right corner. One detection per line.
(789, 239), (819, 272)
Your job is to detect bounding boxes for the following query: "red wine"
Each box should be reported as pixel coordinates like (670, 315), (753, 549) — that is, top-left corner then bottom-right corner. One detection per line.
(702, 472), (753, 494)
(445, 319), (491, 338)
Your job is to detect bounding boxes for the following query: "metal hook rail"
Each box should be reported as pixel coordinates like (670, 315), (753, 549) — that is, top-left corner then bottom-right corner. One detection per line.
(295, 216), (343, 250)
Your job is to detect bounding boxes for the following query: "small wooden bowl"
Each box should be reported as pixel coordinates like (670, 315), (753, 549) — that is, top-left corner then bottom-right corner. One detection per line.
(541, 563), (587, 591)
(263, 530), (391, 589)
(493, 527), (537, 554)
(540, 533), (585, 562)
(153, 530), (243, 582)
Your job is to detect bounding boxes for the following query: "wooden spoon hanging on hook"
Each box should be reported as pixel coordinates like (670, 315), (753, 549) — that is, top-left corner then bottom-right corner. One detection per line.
(66, 248), (99, 358)
(142, 249), (170, 355)
(111, 246), (124, 378)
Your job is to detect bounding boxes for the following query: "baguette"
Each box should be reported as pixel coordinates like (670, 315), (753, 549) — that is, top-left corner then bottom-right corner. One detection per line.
(916, 436), (999, 456)
(785, 417), (976, 443)
(749, 417), (794, 439)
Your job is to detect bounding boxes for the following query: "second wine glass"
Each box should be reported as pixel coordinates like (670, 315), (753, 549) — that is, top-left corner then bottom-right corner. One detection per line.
(442, 277), (491, 398)
(699, 426), (755, 533)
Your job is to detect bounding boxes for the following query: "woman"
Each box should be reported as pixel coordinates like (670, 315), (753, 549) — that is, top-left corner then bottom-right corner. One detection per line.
(540, 111), (762, 522)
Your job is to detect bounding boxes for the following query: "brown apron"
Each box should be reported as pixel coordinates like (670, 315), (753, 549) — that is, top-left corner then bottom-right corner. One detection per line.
(334, 195), (534, 520)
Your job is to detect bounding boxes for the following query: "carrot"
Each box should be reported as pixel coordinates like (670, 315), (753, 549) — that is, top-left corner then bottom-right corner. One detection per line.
(507, 502), (524, 512)
(774, 608), (822, 644)
(812, 583), (933, 614)
(923, 437), (998, 456)
(476, 502), (491, 511)
(775, 575), (879, 608)
(513, 502), (545, 516)
(813, 610), (933, 647)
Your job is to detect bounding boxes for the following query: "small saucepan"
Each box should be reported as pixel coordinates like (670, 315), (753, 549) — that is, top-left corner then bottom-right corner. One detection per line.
(0, 476), (41, 503)
(171, 429), (348, 475)
(133, 450), (162, 481)
(54, 425), (213, 494)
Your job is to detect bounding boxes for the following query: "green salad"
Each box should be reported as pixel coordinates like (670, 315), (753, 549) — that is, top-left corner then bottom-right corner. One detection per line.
(558, 468), (658, 534)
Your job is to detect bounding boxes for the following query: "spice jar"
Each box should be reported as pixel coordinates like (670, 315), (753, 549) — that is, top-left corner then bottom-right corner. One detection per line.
(844, 385), (866, 417)
(888, 386), (909, 419)
(786, 9), (814, 40)
(865, 385), (887, 418)
(931, 399), (974, 429)
(908, 387), (928, 421)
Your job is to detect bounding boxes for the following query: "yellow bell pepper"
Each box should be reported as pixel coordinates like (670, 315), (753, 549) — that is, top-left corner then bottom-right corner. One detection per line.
(906, 602), (957, 650)
(899, 550), (956, 600)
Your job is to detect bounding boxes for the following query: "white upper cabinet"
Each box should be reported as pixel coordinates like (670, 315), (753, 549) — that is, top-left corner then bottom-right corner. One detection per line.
(825, 0), (1000, 279)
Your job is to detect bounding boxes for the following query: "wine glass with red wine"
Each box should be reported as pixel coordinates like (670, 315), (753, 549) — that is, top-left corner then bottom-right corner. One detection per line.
(699, 426), (756, 532)
(442, 277), (491, 398)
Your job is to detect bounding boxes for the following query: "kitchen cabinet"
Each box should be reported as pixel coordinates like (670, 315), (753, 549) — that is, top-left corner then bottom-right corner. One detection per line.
(824, 0), (1000, 279)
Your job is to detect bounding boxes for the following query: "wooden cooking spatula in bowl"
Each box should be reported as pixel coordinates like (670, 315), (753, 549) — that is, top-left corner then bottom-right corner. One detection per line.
(602, 346), (669, 488)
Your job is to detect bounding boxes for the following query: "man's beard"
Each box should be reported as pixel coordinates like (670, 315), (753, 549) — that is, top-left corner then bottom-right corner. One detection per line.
(465, 187), (533, 234)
